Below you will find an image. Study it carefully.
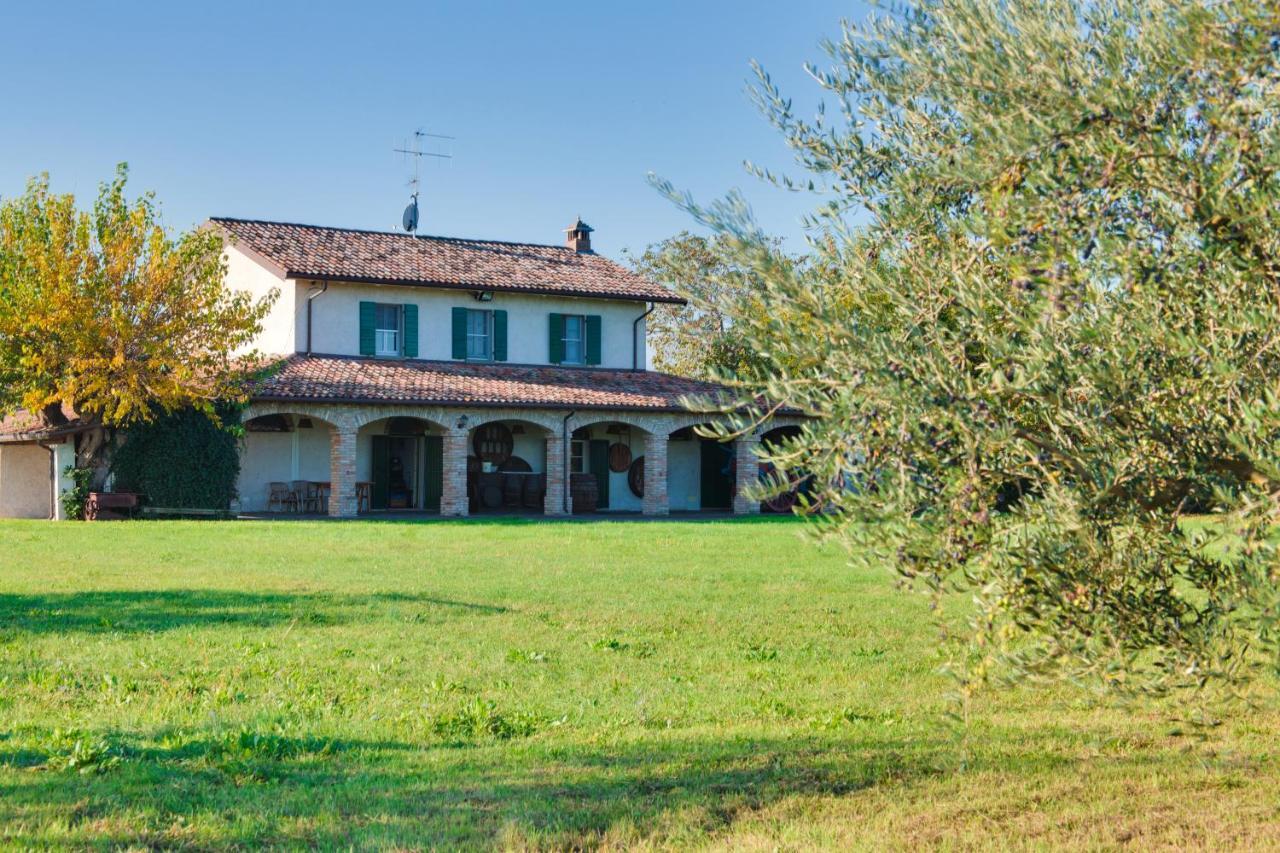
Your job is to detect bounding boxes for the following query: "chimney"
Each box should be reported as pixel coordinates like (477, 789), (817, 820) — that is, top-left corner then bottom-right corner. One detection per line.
(564, 217), (594, 253)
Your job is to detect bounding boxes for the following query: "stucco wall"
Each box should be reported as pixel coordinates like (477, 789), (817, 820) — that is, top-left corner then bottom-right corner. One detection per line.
(0, 444), (51, 518)
(236, 431), (294, 512)
(224, 245), (294, 355)
(291, 279), (649, 369)
(667, 437), (702, 512)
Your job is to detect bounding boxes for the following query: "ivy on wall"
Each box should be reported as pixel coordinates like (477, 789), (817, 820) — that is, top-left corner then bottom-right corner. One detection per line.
(110, 407), (242, 509)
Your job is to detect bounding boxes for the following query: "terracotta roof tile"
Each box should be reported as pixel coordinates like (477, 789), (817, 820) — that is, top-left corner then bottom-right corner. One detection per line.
(252, 355), (732, 413)
(0, 405), (86, 443)
(211, 218), (682, 304)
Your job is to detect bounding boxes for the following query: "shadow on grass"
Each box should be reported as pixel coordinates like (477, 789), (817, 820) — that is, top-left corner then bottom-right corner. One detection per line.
(0, 724), (1139, 848)
(0, 590), (508, 635)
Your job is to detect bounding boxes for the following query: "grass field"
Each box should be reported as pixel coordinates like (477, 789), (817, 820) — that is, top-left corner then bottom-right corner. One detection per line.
(1, 517), (1278, 849)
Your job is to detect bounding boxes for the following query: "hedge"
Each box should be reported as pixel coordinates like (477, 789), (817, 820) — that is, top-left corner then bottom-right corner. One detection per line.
(110, 406), (241, 510)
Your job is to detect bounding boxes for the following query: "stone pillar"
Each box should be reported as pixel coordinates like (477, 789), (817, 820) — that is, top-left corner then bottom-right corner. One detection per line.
(329, 425), (358, 518)
(544, 432), (568, 516)
(441, 427), (470, 517)
(732, 434), (762, 515)
(642, 432), (669, 516)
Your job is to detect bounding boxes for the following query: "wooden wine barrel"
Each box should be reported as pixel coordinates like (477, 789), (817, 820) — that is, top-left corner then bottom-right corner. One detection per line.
(570, 473), (598, 514)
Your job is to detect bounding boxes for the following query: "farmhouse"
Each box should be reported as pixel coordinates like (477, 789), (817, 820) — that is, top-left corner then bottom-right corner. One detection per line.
(220, 216), (808, 517)
(0, 217), (801, 519)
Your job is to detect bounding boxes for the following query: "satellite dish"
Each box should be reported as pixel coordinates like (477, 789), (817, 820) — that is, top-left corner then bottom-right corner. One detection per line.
(402, 196), (419, 233)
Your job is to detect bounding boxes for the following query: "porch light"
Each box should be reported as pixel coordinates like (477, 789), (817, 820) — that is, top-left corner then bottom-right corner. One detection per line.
(455, 415), (470, 429)
(473, 290), (494, 302)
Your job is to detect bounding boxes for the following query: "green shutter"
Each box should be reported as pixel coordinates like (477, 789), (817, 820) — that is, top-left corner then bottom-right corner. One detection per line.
(423, 435), (443, 511)
(402, 304), (418, 358)
(548, 313), (565, 364)
(451, 307), (467, 359)
(493, 310), (508, 362)
(585, 315), (602, 365)
(359, 301), (376, 356)
(371, 436), (390, 510)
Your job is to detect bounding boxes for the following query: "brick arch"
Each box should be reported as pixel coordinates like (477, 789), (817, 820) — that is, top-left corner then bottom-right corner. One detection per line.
(663, 415), (731, 438)
(242, 402), (350, 431)
(568, 414), (656, 438)
(351, 407), (453, 434)
(466, 413), (561, 435)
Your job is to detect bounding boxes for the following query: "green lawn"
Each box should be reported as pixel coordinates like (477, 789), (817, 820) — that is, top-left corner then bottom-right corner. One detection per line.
(1, 518), (1277, 849)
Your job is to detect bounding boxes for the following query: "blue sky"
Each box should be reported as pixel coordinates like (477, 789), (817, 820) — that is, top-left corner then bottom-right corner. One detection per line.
(0, 1), (864, 259)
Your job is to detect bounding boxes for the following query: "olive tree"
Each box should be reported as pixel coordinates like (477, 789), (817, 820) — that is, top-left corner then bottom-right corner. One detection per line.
(661, 0), (1280, 698)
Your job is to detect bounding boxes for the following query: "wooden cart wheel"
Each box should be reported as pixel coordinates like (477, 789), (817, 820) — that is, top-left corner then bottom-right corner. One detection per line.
(627, 456), (644, 498)
(607, 442), (632, 473)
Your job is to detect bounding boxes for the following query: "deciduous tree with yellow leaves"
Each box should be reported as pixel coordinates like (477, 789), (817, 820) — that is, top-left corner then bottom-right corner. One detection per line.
(0, 165), (274, 478)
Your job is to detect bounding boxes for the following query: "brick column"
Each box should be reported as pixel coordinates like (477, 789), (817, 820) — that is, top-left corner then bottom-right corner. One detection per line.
(441, 427), (470, 517)
(544, 432), (568, 516)
(642, 432), (668, 516)
(732, 434), (762, 515)
(329, 425), (358, 518)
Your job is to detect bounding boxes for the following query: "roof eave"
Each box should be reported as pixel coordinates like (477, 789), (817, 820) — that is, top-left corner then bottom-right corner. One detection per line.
(249, 392), (716, 414)
(285, 271), (686, 305)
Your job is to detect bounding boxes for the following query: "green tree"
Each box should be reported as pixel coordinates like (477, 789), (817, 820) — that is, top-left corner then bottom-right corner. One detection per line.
(663, 0), (1280, 698)
(625, 232), (791, 379)
(0, 165), (274, 474)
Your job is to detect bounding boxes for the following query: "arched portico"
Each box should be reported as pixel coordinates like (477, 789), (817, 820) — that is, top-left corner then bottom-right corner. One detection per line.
(236, 400), (803, 518)
(563, 418), (652, 514)
(239, 410), (342, 514)
(466, 417), (554, 514)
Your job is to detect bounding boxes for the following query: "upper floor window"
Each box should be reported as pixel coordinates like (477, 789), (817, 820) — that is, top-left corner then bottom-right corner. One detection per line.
(549, 312), (600, 366)
(375, 304), (402, 357)
(360, 300), (416, 359)
(451, 306), (507, 362)
(562, 315), (585, 365)
(466, 309), (492, 361)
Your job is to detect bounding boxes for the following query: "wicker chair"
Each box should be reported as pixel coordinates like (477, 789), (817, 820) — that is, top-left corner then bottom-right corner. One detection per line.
(267, 482), (294, 513)
(289, 481), (310, 514)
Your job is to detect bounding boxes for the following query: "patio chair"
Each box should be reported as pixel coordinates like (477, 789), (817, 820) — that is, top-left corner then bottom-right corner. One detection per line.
(267, 482), (294, 513)
(302, 481), (324, 514)
(289, 481), (310, 513)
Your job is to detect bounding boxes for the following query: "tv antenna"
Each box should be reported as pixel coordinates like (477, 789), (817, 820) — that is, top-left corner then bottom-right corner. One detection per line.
(394, 128), (454, 233)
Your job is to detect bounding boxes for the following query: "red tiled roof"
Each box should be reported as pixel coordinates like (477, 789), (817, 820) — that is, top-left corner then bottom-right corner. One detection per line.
(0, 405), (87, 443)
(211, 218), (682, 304)
(252, 355), (733, 413)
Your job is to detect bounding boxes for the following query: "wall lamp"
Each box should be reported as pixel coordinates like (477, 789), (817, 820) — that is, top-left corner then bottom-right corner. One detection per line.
(455, 415), (470, 429)
(473, 291), (494, 302)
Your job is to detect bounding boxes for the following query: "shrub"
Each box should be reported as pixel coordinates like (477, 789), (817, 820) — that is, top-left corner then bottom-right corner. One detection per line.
(110, 406), (242, 509)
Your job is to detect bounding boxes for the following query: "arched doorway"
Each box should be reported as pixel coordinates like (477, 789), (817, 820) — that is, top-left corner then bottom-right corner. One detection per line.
(567, 420), (650, 513)
(359, 416), (445, 512)
(759, 425), (805, 513)
(239, 412), (337, 513)
(467, 418), (553, 514)
(667, 424), (734, 512)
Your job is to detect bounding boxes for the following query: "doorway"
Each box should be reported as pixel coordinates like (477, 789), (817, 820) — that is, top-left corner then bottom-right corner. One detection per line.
(371, 434), (443, 511)
(699, 439), (733, 510)
(588, 439), (611, 509)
